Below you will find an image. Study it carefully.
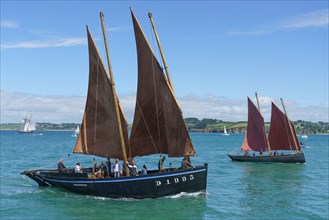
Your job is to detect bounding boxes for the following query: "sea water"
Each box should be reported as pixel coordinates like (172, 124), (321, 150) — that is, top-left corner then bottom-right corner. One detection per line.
(0, 131), (328, 219)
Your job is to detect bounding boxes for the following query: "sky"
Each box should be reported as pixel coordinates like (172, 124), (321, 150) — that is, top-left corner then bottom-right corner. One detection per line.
(1, 1), (328, 123)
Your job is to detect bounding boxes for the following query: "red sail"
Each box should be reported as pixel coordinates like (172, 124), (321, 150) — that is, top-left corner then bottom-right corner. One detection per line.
(268, 102), (301, 151)
(73, 27), (129, 159)
(129, 10), (195, 157)
(240, 97), (268, 152)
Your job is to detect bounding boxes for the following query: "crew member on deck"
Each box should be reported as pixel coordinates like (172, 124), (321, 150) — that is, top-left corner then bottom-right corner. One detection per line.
(58, 160), (67, 172)
(106, 158), (111, 178)
(158, 155), (165, 172)
(259, 149), (263, 156)
(181, 156), (193, 169)
(113, 159), (120, 178)
(127, 160), (138, 176)
(75, 162), (82, 173)
(141, 165), (147, 175)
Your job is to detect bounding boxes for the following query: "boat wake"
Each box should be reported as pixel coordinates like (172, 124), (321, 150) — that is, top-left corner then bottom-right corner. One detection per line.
(33, 133), (43, 136)
(166, 190), (207, 199)
(93, 196), (137, 202)
(70, 191), (208, 201)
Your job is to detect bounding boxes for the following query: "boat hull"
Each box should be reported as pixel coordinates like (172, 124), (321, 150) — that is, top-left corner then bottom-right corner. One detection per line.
(228, 152), (305, 163)
(22, 164), (208, 199)
(18, 130), (33, 133)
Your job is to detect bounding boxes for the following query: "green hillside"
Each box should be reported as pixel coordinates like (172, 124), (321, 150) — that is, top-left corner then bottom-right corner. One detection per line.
(1, 119), (328, 134)
(184, 118), (328, 134)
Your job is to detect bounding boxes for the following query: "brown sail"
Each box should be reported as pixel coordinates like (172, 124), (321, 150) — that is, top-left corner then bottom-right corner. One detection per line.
(240, 97), (268, 152)
(73, 27), (129, 160)
(268, 102), (301, 151)
(129, 10), (195, 157)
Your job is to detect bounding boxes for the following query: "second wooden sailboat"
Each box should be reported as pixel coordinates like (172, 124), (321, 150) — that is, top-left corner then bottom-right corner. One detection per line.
(228, 94), (305, 163)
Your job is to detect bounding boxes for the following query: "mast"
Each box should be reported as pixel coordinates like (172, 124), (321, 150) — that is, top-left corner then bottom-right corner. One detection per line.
(280, 98), (299, 152)
(148, 12), (173, 90)
(100, 12), (130, 176)
(255, 92), (262, 114)
(255, 92), (271, 153)
(147, 11), (184, 116)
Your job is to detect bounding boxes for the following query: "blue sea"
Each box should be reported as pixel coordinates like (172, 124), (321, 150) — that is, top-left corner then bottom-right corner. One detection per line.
(0, 130), (328, 219)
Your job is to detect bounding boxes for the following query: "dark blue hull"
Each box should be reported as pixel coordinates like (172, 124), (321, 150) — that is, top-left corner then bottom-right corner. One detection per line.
(228, 152), (305, 163)
(22, 164), (208, 199)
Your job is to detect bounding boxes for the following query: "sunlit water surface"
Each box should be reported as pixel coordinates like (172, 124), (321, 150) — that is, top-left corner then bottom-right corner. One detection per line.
(1, 131), (328, 219)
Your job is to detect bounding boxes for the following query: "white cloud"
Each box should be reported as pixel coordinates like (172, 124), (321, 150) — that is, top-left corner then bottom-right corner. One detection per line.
(280, 9), (329, 29)
(0, 91), (327, 124)
(218, 8), (328, 37)
(1, 91), (85, 123)
(0, 20), (19, 29)
(219, 29), (274, 37)
(1, 38), (86, 49)
(0, 25), (130, 49)
(179, 95), (247, 121)
(108, 25), (131, 32)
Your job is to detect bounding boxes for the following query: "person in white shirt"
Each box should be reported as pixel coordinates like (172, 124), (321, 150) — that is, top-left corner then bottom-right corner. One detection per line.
(75, 162), (82, 173)
(127, 160), (138, 176)
(113, 159), (120, 177)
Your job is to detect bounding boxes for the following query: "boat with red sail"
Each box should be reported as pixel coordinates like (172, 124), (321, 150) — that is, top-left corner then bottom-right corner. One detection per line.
(228, 94), (305, 163)
(22, 9), (208, 199)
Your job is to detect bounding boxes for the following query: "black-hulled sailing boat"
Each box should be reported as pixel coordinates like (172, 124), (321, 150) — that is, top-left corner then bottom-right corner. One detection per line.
(21, 9), (208, 199)
(228, 95), (305, 163)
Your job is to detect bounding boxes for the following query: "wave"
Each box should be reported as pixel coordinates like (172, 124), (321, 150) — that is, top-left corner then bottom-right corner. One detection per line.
(166, 190), (208, 199)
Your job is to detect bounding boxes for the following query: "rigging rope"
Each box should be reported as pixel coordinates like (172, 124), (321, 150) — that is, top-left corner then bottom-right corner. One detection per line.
(136, 101), (158, 153)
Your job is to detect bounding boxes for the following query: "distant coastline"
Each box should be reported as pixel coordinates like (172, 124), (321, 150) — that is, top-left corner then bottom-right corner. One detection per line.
(184, 118), (328, 134)
(1, 118), (328, 134)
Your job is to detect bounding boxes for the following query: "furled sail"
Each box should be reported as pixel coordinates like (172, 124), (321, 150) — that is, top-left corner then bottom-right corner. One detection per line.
(240, 97), (268, 152)
(73, 27), (129, 160)
(129, 10), (195, 157)
(268, 102), (301, 151)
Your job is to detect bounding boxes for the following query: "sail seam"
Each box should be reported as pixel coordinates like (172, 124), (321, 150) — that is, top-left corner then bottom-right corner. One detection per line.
(283, 116), (293, 151)
(93, 56), (101, 156)
(150, 30), (162, 153)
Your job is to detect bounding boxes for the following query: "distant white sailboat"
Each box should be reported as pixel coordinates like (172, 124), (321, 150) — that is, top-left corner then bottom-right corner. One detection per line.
(301, 134), (308, 139)
(18, 114), (36, 133)
(72, 125), (80, 137)
(222, 126), (229, 136)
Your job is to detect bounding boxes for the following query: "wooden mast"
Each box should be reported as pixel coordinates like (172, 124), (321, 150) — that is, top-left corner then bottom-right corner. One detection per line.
(146, 11), (185, 116)
(100, 12), (130, 176)
(255, 92), (271, 153)
(148, 12), (173, 90)
(280, 98), (299, 152)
